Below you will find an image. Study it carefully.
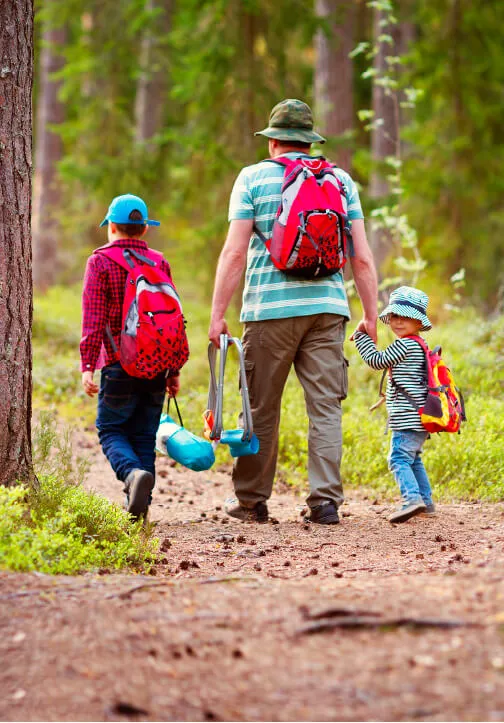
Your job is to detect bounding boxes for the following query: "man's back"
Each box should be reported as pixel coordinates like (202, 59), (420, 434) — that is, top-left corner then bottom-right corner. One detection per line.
(228, 153), (364, 323)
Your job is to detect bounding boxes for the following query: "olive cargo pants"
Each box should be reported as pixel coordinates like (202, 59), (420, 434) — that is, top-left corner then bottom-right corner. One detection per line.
(232, 313), (348, 509)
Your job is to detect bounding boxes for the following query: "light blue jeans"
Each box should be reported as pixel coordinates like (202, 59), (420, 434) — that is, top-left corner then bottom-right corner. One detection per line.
(388, 430), (433, 506)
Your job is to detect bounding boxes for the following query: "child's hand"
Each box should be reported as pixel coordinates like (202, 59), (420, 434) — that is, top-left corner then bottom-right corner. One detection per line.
(166, 374), (180, 398)
(350, 317), (377, 343)
(82, 371), (99, 397)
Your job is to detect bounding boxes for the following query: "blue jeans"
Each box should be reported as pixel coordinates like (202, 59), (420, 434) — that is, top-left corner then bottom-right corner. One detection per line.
(96, 362), (166, 492)
(388, 430), (432, 506)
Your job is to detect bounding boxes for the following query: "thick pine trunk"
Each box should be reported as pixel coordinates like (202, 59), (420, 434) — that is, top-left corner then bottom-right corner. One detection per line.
(314, 0), (355, 171)
(0, 0), (34, 485)
(135, 0), (172, 148)
(32, 17), (66, 291)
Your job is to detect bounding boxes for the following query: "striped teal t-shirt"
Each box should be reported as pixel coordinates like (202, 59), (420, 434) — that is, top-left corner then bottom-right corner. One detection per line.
(228, 153), (364, 322)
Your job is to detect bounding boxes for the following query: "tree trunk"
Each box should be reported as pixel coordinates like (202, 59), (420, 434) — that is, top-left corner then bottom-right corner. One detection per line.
(32, 17), (66, 291)
(0, 0), (34, 485)
(135, 0), (172, 148)
(369, 8), (415, 270)
(314, 0), (355, 171)
(239, 5), (258, 156)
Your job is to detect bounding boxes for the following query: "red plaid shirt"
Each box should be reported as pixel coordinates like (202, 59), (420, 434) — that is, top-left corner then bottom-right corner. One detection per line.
(80, 239), (173, 373)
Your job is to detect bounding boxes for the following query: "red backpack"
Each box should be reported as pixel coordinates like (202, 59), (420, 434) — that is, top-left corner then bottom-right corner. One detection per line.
(254, 156), (349, 278)
(96, 246), (189, 379)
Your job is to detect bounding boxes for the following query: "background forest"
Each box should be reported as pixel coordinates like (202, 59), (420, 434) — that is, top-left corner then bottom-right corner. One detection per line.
(33, 0), (504, 306)
(31, 0), (503, 503)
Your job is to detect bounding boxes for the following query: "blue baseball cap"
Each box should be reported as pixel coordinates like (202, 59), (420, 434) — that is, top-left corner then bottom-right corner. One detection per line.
(99, 194), (160, 227)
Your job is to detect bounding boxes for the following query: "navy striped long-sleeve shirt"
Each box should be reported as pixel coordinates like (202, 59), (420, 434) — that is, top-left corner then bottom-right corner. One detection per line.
(354, 331), (428, 431)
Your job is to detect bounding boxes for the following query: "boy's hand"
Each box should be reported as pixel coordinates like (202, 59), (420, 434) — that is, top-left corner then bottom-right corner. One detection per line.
(350, 317), (377, 343)
(166, 374), (180, 398)
(82, 371), (99, 397)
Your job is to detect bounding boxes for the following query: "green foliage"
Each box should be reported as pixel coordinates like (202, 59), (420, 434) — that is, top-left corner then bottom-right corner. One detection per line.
(0, 411), (159, 575)
(403, 1), (504, 304)
(33, 285), (88, 418)
(33, 0), (504, 305)
(0, 478), (158, 575)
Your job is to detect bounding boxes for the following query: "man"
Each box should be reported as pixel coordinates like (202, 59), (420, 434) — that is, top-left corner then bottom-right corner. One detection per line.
(209, 99), (378, 524)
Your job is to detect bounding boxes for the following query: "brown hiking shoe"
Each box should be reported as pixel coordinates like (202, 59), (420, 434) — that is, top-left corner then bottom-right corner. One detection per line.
(225, 500), (269, 523)
(124, 469), (154, 521)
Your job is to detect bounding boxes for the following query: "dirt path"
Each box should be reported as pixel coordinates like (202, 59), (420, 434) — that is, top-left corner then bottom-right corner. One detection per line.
(1, 434), (504, 721)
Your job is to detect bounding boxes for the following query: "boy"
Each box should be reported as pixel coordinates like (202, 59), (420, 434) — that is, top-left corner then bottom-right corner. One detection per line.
(80, 194), (182, 521)
(353, 286), (434, 523)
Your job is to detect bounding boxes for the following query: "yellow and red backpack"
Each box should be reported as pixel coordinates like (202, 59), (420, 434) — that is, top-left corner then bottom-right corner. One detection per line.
(391, 335), (466, 433)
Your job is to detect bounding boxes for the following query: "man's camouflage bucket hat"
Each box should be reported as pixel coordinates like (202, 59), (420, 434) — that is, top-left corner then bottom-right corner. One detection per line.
(255, 99), (326, 144)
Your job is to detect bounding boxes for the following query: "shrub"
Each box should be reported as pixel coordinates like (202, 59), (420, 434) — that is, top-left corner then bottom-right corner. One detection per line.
(0, 413), (158, 576)
(0, 477), (158, 575)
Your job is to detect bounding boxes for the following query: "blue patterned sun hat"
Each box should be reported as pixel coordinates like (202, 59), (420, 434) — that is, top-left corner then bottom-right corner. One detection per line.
(379, 286), (432, 332)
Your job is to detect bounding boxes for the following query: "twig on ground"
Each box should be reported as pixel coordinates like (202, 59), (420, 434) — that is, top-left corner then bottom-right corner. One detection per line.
(296, 617), (483, 635)
(0, 582), (106, 601)
(198, 576), (258, 585)
(105, 582), (174, 600)
(301, 606), (382, 620)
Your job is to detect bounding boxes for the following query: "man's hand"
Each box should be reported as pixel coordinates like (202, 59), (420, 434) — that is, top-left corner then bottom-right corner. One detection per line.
(166, 374), (180, 398)
(82, 371), (99, 397)
(209, 219), (252, 347)
(208, 317), (230, 348)
(350, 317), (378, 343)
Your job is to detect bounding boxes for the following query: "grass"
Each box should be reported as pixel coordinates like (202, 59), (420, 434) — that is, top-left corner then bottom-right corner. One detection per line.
(0, 478), (158, 575)
(0, 412), (158, 575)
(33, 285), (504, 504)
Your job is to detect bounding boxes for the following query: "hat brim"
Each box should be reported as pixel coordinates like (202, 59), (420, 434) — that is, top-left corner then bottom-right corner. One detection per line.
(379, 303), (432, 332)
(99, 218), (160, 228)
(254, 127), (326, 144)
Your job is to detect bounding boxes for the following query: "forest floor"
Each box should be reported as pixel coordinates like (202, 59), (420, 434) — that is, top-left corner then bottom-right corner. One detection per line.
(1, 431), (504, 722)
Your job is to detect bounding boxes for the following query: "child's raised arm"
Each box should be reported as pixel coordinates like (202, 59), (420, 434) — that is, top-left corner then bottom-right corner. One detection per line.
(353, 331), (409, 371)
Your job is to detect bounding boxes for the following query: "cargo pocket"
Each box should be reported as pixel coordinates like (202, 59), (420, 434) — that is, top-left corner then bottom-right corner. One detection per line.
(337, 357), (349, 402)
(241, 360), (256, 406)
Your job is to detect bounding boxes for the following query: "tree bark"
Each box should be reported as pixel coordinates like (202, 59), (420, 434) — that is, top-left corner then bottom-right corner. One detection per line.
(369, 8), (415, 271)
(0, 0), (34, 485)
(314, 0), (355, 171)
(135, 0), (172, 148)
(32, 16), (66, 291)
(240, 6), (258, 155)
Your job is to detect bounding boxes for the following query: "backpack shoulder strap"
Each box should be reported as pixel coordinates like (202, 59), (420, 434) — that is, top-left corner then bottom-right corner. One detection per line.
(144, 247), (165, 265)
(260, 157), (290, 167)
(405, 334), (429, 353)
(260, 155), (322, 168)
(95, 246), (134, 272)
(97, 246), (162, 272)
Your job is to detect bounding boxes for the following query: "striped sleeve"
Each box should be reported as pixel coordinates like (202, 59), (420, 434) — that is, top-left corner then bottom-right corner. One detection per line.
(335, 168), (364, 221)
(228, 167), (255, 221)
(354, 332), (408, 370)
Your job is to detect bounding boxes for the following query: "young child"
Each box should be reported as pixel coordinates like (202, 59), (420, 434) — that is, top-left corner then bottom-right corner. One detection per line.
(353, 286), (435, 523)
(80, 194), (182, 521)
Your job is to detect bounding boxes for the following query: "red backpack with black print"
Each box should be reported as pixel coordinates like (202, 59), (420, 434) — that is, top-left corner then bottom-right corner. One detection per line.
(254, 155), (349, 279)
(97, 246), (189, 379)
